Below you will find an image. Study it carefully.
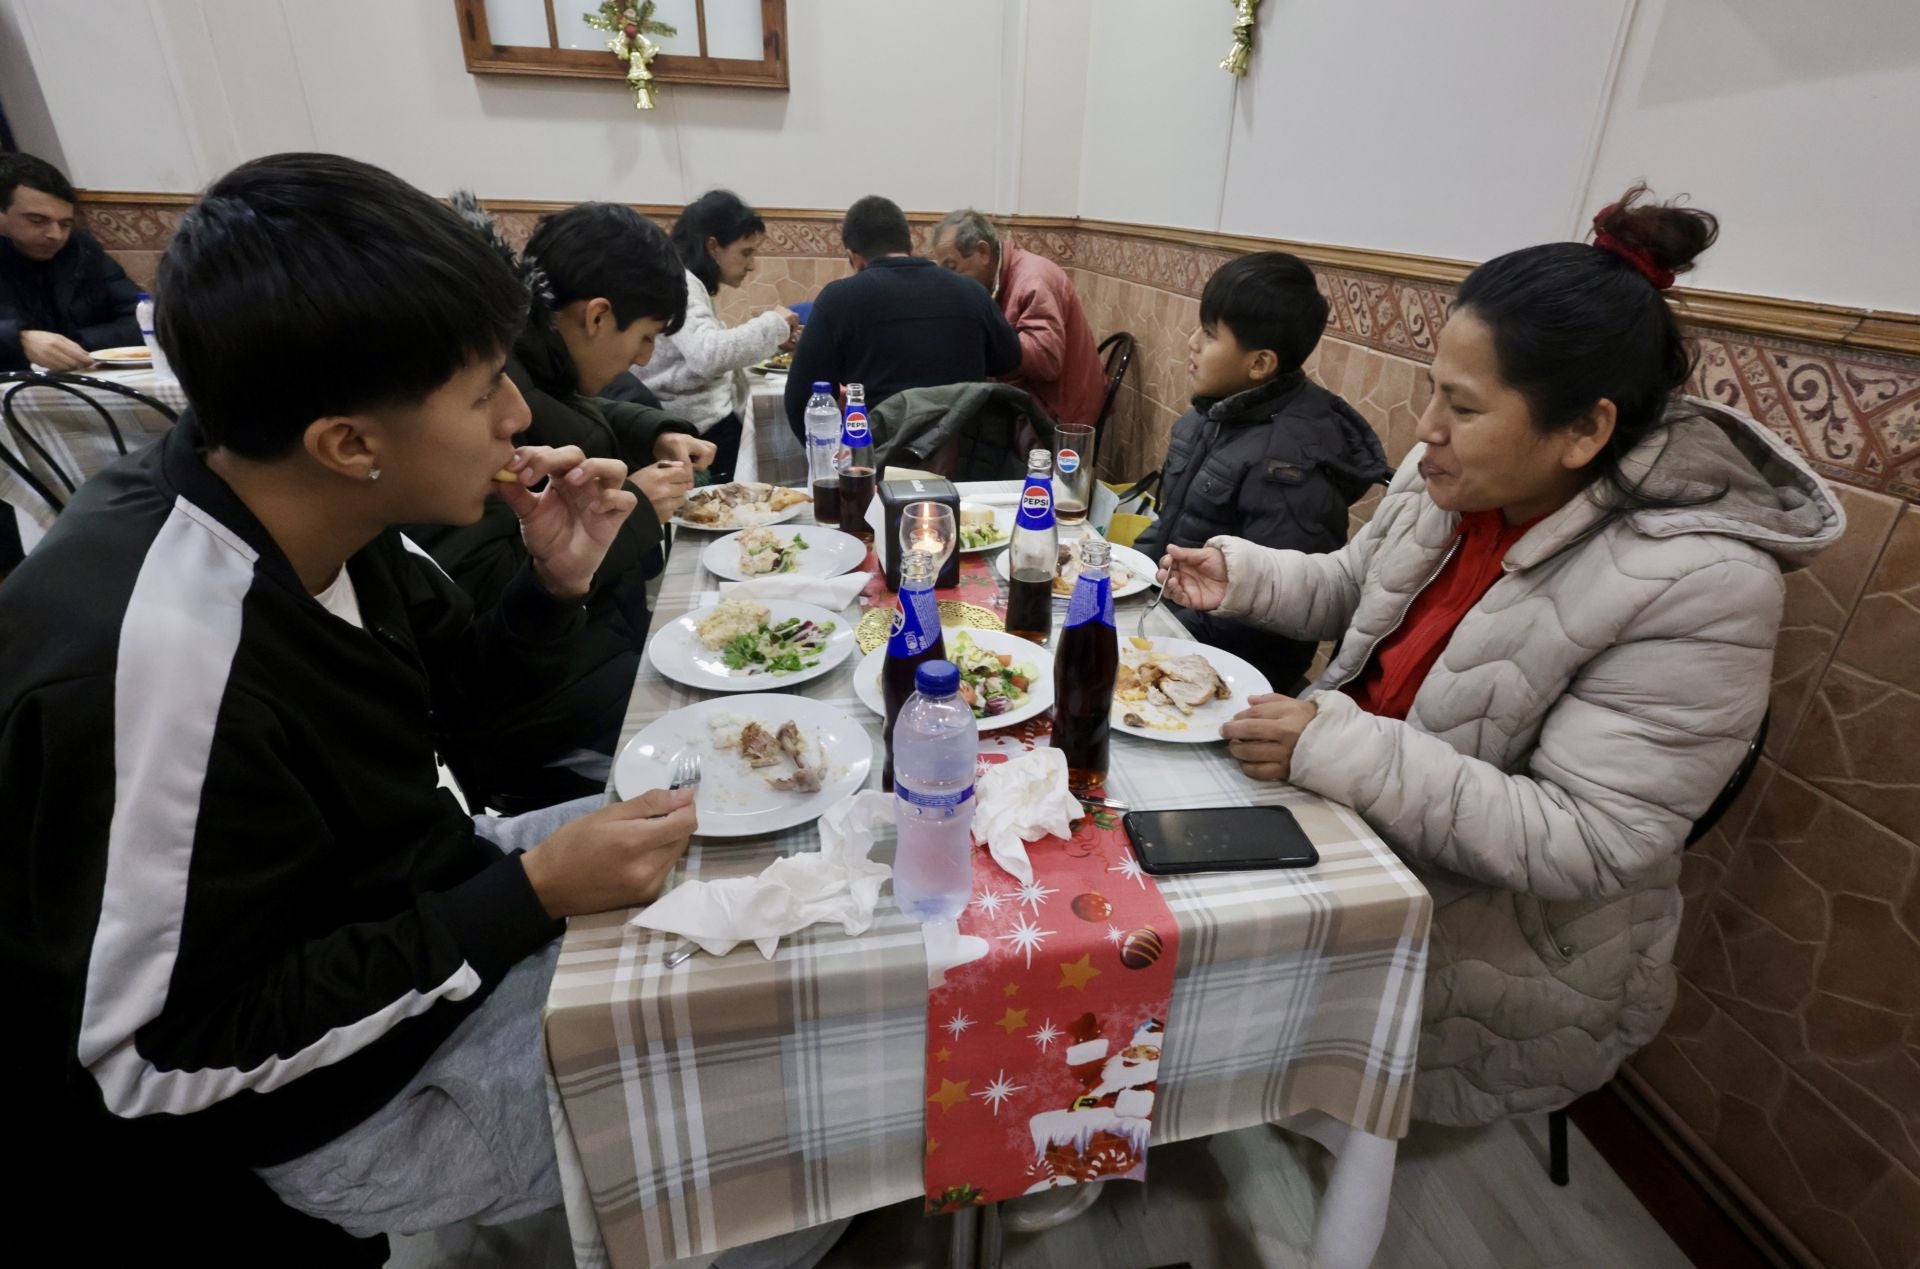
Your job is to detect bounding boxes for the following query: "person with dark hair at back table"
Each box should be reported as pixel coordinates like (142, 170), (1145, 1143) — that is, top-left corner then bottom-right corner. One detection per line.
(782, 194), (1020, 440)
(0, 152), (141, 371)
(637, 188), (799, 481)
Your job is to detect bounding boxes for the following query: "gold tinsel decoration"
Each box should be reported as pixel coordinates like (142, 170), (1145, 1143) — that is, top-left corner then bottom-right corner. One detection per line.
(583, 1), (678, 110)
(1220, 0), (1263, 76)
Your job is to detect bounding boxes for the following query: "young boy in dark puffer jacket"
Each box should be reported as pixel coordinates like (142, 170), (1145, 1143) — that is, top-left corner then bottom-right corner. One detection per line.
(1136, 253), (1389, 692)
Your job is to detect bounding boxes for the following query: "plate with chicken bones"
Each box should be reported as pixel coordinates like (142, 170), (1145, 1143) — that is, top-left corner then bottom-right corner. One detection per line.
(613, 694), (872, 837)
(1110, 636), (1273, 743)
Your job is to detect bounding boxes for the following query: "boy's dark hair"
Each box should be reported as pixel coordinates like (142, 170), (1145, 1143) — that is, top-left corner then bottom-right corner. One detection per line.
(1199, 252), (1330, 371)
(514, 202), (687, 397)
(155, 153), (528, 460)
(841, 195), (912, 259)
(672, 189), (767, 295)
(1, 152), (77, 210)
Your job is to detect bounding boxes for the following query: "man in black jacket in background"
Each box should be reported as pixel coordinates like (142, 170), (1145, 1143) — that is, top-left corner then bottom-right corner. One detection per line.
(0, 152), (141, 370)
(783, 194), (1021, 439)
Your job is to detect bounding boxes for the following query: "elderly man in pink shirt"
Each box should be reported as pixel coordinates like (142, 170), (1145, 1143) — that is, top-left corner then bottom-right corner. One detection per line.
(930, 209), (1108, 428)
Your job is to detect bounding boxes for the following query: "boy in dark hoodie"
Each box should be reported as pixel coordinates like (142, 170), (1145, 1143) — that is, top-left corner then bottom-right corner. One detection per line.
(1136, 253), (1390, 692)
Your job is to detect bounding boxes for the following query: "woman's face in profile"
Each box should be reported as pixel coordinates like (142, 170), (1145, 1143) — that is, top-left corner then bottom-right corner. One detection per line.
(708, 232), (763, 289)
(1414, 311), (1594, 523)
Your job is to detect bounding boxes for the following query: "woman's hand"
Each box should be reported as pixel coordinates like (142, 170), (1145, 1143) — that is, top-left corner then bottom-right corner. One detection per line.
(1159, 544), (1230, 611)
(631, 459), (695, 524)
(654, 432), (717, 471)
(776, 307), (801, 352)
(497, 446), (638, 601)
(1220, 694), (1319, 782)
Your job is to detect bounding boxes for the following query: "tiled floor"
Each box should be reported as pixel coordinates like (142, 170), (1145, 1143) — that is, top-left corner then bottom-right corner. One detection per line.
(388, 1115), (1691, 1268)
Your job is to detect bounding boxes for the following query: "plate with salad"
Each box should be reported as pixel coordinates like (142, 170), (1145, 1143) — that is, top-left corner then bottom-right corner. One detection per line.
(700, 524), (867, 582)
(957, 502), (1012, 553)
(650, 597), (856, 693)
(854, 627), (1054, 730)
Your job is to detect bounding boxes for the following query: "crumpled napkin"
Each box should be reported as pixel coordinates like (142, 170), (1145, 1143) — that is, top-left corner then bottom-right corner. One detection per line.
(972, 748), (1085, 886)
(719, 572), (869, 609)
(630, 790), (893, 958)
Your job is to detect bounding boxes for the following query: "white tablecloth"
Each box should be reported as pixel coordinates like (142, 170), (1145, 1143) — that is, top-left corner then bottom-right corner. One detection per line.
(0, 368), (184, 529)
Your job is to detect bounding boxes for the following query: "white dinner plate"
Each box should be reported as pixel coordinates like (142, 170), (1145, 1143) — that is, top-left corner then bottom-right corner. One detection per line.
(671, 485), (809, 532)
(1109, 636), (1272, 743)
(852, 627), (1055, 730)
(994, 538), (1157, 600)
(956, 502), (1013, 554)
(90, 346), (152, 368)
(613, 694), (872, 838)
(648, 599), (855, 693)
(700, 525), (866, 582)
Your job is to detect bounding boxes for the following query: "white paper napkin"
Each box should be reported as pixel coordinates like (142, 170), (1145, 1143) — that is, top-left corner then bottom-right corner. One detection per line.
(972, 748), (1085, 886)
(718, 572), (869, 609)
(629, 790), (893, 958)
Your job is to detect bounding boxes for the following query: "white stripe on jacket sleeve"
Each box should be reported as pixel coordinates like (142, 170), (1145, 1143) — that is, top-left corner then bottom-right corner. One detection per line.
(78, 498), (481, 1119)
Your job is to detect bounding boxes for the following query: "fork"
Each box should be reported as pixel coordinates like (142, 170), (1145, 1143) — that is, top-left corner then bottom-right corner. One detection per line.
(662, 750), (703, 969)
(1134, 576), (1168, 640)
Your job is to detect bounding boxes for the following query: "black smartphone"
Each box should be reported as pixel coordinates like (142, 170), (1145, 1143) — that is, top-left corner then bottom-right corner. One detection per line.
(1123, 806), (1320, 875)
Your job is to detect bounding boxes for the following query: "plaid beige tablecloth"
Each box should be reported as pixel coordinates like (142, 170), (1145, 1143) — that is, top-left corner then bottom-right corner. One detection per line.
(546, 498), (1431, 1268)
(0, 369), (184, 529)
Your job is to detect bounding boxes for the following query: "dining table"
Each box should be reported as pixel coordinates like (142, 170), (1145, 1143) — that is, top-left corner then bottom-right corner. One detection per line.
(545, 480), (1432, 1269)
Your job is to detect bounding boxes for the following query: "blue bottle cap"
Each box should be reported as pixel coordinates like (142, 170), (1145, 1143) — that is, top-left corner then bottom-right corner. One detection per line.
(812, 380), (833, 393)
(916, 659), (961, 696)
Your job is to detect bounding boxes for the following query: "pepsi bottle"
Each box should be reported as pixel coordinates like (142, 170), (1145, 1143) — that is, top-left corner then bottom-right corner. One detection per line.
(1003, 448), (1057, 646)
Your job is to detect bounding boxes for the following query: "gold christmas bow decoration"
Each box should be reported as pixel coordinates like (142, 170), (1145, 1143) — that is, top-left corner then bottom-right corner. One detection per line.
(1220, 0), (1263, 76)
(583, 1), (679, 110)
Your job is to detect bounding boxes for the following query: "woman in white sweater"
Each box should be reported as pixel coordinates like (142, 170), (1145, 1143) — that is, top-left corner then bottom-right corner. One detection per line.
(635, 190), (798, 481)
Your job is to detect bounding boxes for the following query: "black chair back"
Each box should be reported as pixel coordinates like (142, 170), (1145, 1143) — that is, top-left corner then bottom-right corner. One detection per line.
(1093, 332), (1135, 431)
(1685, 709), (1770, 847)
(0, 371), (178, 518)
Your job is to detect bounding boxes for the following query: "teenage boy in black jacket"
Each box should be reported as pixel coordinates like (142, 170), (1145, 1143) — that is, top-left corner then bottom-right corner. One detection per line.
(0, 154), (695, 1247)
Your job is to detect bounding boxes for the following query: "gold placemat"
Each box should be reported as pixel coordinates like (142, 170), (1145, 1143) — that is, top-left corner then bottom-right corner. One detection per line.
(854, 600), (1003, 653)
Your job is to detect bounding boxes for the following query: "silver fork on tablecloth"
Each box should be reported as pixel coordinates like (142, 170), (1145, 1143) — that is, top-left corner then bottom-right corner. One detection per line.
(1133, 574), (1168, 640)
(662, 750), (703, 969)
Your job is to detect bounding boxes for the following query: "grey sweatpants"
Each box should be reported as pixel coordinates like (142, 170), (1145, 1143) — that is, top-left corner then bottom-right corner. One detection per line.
(255, 797), (851, 1267)
(255, 797), (596, 1237)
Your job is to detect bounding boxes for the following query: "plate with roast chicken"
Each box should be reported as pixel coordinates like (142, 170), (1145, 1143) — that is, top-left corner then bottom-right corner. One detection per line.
(1110, 636), (1272, 744)
(613, 694), (872, 837)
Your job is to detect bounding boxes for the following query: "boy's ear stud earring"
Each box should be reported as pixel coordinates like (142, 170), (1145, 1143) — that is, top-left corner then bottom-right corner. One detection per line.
(369, 468), (382, 481)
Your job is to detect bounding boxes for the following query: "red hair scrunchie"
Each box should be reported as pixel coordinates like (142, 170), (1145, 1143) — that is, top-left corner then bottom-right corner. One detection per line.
(1591, 205), (1675, 290)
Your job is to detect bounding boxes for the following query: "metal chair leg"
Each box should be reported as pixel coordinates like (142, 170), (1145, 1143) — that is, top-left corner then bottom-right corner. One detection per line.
(1548, 1108), (1570, 1186)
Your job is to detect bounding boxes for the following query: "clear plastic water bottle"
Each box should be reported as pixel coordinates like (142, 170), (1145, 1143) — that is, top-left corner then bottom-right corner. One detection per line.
(892, 658), (977, 922)
(804, 381), (841, 521)
(135, 292), (172, 378)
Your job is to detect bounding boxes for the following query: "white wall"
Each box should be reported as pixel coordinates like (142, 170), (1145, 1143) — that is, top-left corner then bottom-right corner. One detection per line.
(1073, 0), (1920, 310)
(1, 0), (1072, 215)
(6, 0), (1918, 310)
(1216, 0), (1634, 265)
(1586, 0), (1920, 310)
(1075, 0), (1236, 231)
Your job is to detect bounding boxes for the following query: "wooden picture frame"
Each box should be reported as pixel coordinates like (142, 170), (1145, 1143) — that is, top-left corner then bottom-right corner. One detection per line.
(454, 0), (788, 91)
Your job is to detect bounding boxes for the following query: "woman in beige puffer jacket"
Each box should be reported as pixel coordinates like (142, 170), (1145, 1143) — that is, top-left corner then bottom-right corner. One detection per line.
(1162, 189), (1844, 1126)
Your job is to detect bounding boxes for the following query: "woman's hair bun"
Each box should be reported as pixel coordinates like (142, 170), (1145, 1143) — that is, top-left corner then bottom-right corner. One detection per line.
(1593, 182), (1719, 278)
